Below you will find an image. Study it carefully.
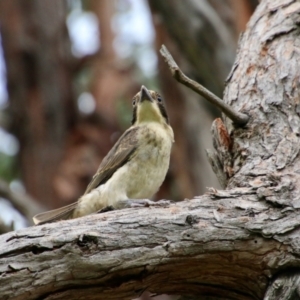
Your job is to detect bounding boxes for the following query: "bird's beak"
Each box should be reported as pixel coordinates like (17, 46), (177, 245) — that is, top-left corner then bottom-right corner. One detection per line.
(140, 85), (153, 103)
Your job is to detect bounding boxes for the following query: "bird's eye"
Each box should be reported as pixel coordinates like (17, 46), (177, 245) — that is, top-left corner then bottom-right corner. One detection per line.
(132, 100), (136, 106)
(157, 96), (162, 103)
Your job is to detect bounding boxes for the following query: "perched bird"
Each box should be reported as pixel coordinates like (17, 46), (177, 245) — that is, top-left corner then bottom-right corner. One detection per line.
(33, 86), (174, 225)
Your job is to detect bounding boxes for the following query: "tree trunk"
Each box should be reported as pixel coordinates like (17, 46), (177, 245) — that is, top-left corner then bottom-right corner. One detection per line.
(0, 193), (278, 300)
(1, 0), (300, 299)
(0, 0), (76, 208)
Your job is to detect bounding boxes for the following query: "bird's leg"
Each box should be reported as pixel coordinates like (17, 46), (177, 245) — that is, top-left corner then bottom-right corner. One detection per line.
(97, 206), (115, 213)
(96, 200), (172, 214)
(117, 199), (172, 208)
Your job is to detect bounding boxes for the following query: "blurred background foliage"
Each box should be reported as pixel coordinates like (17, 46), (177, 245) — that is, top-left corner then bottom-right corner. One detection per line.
(0, 0), (258, 232)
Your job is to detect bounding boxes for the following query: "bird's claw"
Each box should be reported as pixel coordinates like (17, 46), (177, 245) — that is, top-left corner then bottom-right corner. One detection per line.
(97, 206), (115, 213)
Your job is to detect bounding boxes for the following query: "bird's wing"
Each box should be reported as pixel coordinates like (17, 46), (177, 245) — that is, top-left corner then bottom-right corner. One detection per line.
(33, 126), (140, 225)
(84, 126), (139, 195)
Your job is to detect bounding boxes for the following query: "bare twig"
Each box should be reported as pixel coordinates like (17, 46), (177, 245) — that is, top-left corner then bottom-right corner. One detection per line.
(159, 45), (249, 126)
(0, 218), (13, 234)
(0, 179), (45, 224)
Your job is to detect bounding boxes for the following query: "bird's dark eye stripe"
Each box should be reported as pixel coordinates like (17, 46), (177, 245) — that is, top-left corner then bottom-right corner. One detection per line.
(131, 106), (137, 124)
(158, 104), (169, 124)
(157, 96), (162, 102)
(132, 100), (136, 105)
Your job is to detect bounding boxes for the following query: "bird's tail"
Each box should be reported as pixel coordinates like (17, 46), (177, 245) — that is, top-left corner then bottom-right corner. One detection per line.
(32, 202), (78, 225)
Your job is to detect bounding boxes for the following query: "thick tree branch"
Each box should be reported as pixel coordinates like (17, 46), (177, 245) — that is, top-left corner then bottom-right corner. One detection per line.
(0, 188), (296, 300)
(159, 45), (249, 126)
(1, 0), (300, 299)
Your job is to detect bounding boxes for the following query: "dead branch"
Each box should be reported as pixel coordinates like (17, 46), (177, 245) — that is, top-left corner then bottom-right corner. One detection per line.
(0, 179), (45, 225)
(159, 45), (249, 126)
(0, 189), (295, 300)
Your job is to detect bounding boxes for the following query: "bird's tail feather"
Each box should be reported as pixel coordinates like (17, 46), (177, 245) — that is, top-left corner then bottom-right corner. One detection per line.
(33, 202), (78, 225)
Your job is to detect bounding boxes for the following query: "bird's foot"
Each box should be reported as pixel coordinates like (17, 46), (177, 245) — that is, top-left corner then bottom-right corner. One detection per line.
(97, 205), (115, 214)
(118, 199), (172, 208)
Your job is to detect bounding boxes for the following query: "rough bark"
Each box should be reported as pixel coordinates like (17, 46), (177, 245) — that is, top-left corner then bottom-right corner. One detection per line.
(0, 193), (283, 300)
(1, 0), (300, 299)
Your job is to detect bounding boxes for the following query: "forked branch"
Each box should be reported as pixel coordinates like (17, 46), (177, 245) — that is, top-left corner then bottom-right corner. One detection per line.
(159, 45), (249, 126)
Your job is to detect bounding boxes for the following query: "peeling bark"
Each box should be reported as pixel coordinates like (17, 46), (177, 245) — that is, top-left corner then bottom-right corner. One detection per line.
(1, 0), (300, 299)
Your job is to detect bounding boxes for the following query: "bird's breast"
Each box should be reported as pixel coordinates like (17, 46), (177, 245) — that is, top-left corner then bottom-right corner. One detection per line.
(125, 123), (173, 199)
(86, 122), (173, 208)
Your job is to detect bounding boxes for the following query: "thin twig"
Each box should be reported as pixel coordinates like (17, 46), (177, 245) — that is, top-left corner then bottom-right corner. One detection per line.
(0, 218), (13, 234)
(0, 179), (45, 224)
(159, 45), (249, 126)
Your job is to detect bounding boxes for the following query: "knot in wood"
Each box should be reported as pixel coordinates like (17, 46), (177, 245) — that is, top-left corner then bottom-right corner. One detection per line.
(185, 214), (198, 225)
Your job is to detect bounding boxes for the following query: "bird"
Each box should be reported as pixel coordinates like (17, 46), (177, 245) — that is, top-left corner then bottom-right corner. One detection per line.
(33, 85), (174, 225)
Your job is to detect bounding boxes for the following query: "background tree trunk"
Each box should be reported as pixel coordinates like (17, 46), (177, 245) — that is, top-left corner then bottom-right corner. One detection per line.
(0, 0), (76, 208)
(0, 193), (277, 300)
(1, 0), (300, 299)
(148, 0), (258, 198)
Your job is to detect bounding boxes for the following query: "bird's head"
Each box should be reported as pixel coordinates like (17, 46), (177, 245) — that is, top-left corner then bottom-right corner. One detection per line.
(131, 86), (169, 126)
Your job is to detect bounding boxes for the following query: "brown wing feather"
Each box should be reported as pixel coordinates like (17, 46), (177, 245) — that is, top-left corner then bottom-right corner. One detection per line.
(33, 202), (78, 225)
(84, 126), (139, 195)
(33, 127), (140, 225)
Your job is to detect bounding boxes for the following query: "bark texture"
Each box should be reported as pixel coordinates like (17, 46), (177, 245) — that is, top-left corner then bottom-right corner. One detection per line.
(1, 0), (300, 299)
(0, 194), (283, 300)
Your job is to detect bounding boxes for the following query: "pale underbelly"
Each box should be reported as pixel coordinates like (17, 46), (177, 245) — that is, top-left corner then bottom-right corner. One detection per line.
(74, 124), (173, 217)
